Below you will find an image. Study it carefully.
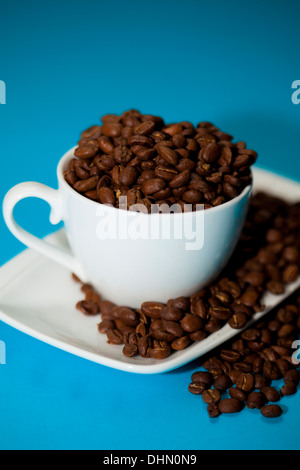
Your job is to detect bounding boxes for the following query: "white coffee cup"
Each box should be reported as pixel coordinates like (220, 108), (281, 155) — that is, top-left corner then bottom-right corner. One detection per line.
(3, 147), (252, 306)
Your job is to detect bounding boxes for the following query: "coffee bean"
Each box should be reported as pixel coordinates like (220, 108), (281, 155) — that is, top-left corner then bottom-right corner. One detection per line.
(157, 145), (179, 166)
(282, 264), (299, 283)
(263, 361), (282, 380)
(210, 307), (232, 321)
(191, 371), (213, 387)
(188, 382), (206, 395)
(160, 307), (183, 322)
(202, 389), (221, 404)
(138, 336), (150, 357)
(123, 344), (138, 357)
(261, 405), (282, 418)
(207, 404), (220, 418)
(141, 302), (165, 319)
(161, 320), (184, 337)
(261, 387), (281, 403)
(106, 329), (123, 345)
(254, 374), (270, 390)
(119, 167), (138, 186)
(246, 392), (266, 409)
(220, 350), (241, 363)
(284, 369), (299, 383)
(98, 319), (115, 333)
(281, 382), (297, 396)
(98, 187), (115, 205)
(218, 398), (243, 414)
(202, 143), (221, 163)
(148, 341), (171, 360)
(171, 336), (190, 350)
(101, 122), (122, 137)
(213, 374), (232, 391)
(111, 306), (138, 326)
(180, 314), (203, 332)
(76, 300), (99, 316)
(236, 373), (254, 392)
(228, 312), (247, 329)
(228, 387), (247, 402)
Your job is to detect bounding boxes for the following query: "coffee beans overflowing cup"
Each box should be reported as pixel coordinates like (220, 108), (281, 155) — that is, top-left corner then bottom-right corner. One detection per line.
(64, 110), (256, 212)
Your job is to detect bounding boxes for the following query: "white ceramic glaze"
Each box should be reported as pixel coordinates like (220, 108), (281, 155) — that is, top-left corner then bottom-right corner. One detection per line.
(3, 147), (252, 306)
(0, 168), (300, 374)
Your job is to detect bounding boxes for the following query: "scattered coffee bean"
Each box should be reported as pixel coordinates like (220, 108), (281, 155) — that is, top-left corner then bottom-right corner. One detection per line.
(261, 387), (281, 403)
(218, 398), (243, 413)
(246, 392), (266, 409)
(261, 405), (283, 418)
(202, 389), (221, 404)
(280, 382), (297, 396)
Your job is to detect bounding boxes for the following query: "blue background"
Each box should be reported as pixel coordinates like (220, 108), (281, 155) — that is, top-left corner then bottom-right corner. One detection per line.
(0, 0), (300, 450)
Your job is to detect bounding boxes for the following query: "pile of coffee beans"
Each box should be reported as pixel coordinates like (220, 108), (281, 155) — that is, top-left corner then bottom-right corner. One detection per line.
(188, 292), (300, 418)
(72, 192), (300, 361)
(64, 110), (257, 211)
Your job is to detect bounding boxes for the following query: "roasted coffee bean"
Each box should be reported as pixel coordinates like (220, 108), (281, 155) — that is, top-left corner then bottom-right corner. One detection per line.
(284, 369), (299, 383)
(180, 314), (203, 332)
(276, 358), (291, 376)
(98, 187), (115, 205)
(111, 306), (138, 326)
(228, 312), (247, 329)
(246, 392), (266, 409)
(99, 300), (116, 316)
(207, 404), (220, 418)
(218, 398), (243, 414)
(281, 382), (297, 396)
(283, 264), (299, 283)
(148, 341), (171, 360)
(142, 178), (166, 195)
(188, 382), (206, 395)
(119, 167), (138, 186)
(123, 344), (138, 357)
(189, 330), (207, 341)
(141, 302), (165, 319)
(263, 361), (282, 380)
(138, 335), (150, 357)
(168, 296), (190, 312)
(73, 176), (98, 193)
(213, 374), (232, 391)
(254, 374), (270, 390)
(160, 307), (183, 322)
(267, 280), (285, 295)
(210, 307), (232, 321)
(228, 387), (247, 402)
(191, 371), (213, 387)
(171, 336), (190, 350)
(161, 320), (184, 337)
(261, 387), (281, 402)
(157, 145), (179, 166)
(236, 373), (254, 392)
(106, 329), (123, 345)
(76, 300), (99, 316)
(74, 145), (99, 159)
(98, 319), (115, 333)
(202, 389), (221, 404)
(261, 405), (282, 418)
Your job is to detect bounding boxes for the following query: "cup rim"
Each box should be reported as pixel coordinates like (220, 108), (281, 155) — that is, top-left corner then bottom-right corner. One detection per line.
(57, 146), (253, 218)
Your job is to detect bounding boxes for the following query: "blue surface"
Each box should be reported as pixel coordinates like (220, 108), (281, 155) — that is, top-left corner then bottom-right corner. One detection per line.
(0, 0), (300, 450)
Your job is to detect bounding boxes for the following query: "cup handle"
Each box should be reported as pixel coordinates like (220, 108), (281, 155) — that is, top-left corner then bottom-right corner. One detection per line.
(3, 182), (81, 275)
